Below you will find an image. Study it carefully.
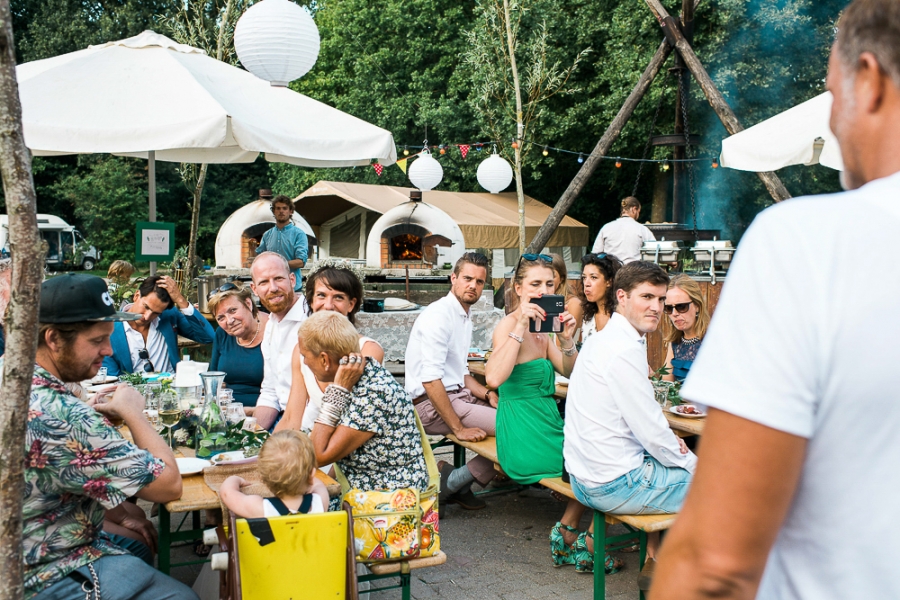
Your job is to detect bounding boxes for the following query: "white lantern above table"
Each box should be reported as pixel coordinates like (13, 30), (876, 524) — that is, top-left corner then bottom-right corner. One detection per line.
(234, 0), (321, 86)
(477, 151), (513, 194)
(408, 150), (444, 191)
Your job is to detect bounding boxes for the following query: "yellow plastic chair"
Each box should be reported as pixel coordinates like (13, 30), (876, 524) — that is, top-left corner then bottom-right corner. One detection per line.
(216, 504), (358, 600)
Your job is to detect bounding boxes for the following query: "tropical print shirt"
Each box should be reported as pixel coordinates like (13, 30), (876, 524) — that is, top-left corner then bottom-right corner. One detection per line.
(22, 365), (164, 598)
(338, 359), (429, 492)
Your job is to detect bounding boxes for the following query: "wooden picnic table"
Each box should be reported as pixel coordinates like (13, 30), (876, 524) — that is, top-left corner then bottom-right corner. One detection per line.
(467, 361), (705, 436)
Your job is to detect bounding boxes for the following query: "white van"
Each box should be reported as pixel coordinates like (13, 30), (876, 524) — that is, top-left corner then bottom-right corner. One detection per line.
(0, 214), (101, 270)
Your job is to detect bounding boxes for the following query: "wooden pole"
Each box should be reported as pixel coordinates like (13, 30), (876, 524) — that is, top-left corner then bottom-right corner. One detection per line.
(525, 39), (674, 253)
(503, 0), (527, 254)
(0, 0), (45, 596)
(643, 0), (792, 202)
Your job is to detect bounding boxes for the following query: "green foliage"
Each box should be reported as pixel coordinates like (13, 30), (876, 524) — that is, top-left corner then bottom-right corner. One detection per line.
(50, 156), (148, 264)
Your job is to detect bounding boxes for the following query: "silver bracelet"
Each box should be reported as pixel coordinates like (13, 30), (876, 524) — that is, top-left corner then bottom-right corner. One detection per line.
(315, 405), (342, 428)
(508, 332), (524, 343)
(561, 344), (578, 357)
(323, 384), (351, 409)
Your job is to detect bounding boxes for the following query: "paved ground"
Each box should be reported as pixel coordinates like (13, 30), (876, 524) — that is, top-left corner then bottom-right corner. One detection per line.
(163, 446), (644, 600)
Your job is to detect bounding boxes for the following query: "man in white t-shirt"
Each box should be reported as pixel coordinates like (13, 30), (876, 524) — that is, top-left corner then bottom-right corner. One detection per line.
(591, 196), (655, 263)
(405, 253), (497, 510)
(651, 3), (900, 598)
(252, 252), (308, 430)
(565, 261), (695, 567)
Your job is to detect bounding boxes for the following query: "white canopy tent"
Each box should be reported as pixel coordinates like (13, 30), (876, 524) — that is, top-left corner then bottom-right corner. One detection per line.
(16, 30), (396, 269)
(719, 92), (844, 172)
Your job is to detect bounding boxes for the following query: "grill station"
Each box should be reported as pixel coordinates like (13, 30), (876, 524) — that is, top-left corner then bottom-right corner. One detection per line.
(690, 239), (734, 284)
(641, 240), (683, 264)
(640, 223), (734, 285)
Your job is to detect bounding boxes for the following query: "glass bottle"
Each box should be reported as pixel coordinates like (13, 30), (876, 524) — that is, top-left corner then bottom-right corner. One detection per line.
(196, 371), (228, 458)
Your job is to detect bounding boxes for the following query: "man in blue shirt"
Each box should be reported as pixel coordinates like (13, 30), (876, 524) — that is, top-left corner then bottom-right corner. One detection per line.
(256, 195), (308, 291)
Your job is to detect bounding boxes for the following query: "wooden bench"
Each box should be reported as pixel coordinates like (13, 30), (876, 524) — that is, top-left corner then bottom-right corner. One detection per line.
(447, 433), (674, 600)
(362, 551), (449, 600)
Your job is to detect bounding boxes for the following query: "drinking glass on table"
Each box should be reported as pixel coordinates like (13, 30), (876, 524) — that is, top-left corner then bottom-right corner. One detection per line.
(91, 367), (108, 384)
(217, 388), (234, 409)
(158, 389), (181, 448)
(225, 402), (245, 425)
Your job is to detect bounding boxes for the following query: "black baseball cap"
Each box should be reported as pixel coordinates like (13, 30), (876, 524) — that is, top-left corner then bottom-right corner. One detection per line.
(40, 273), (140, 323)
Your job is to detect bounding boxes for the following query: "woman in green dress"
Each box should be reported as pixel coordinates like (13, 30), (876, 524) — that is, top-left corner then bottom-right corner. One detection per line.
(486, 255), (623, 574)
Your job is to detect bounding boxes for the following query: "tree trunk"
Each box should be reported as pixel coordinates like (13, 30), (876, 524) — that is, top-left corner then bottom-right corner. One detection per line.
(643, 0), (791, 202)
(503, 0), (527, 254)
(0, 2), (45, 598)
(186, 163), (208, 282)
(526, 38), (674, 253)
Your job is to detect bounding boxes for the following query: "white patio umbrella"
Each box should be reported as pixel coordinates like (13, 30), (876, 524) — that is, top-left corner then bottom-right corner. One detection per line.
(719, 92), (844, 172)
(17, 30), (396, 271)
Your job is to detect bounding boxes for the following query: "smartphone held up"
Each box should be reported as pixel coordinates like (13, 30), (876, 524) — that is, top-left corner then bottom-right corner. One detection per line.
(528, 295), (565, 333)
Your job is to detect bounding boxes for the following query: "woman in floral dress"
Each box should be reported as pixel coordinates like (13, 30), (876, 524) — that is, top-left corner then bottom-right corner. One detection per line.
(301, 311), (428, 492)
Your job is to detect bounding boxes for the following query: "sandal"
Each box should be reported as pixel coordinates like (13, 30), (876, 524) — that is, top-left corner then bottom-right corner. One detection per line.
(573, 531), (624, 574)
(549, 522), (578, 567)
(193, 540), (211, 557)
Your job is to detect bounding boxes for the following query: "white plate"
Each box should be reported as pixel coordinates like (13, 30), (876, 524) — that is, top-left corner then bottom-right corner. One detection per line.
(85, 383), (119, 394)
(176, 457), (211, 476)
(211, 450), (259, 466)
(668, 404), (707, 418)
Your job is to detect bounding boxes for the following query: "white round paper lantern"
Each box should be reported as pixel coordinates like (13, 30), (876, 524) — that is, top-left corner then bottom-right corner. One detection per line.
(408, 151), (444, 191)
(477, 152), (514, 193)
(234, 0), (320, 87)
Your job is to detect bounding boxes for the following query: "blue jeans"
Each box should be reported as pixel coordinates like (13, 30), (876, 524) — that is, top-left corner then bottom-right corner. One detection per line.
(571, 454), (692, 515)
(33, 554), (198, 600)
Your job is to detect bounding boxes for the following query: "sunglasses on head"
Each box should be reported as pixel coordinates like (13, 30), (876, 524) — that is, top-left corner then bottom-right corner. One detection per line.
(582, 253), (608, 262)
(138, 348), (155, 373)
(664, 302), (693, 315)
(519, 253), (553, 263)
(208, 282), (239, 300)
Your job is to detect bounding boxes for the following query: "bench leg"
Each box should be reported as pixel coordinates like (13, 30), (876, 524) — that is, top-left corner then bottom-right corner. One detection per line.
(639, 530), (648, 600)
(401, 572), (411, 600)
(158, 504), (171, 575)
(593, 510), (605, 600)
(453, 443), (466, 469)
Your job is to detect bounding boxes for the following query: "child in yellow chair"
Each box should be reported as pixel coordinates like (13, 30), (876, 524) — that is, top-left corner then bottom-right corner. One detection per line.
(220, 430), (329, 517)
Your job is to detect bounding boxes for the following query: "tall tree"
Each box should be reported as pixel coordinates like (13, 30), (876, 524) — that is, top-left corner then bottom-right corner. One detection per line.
(0, 0), (44, 596)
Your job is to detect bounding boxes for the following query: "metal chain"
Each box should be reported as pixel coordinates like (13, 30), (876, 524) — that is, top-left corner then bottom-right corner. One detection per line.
(631, 71), (672, 198)
(81, 563), (101, 600)
(678, 69), (700, 241)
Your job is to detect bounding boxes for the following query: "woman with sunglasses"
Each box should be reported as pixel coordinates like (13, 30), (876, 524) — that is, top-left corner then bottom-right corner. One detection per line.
(486, 255), (622, 574)
(567, 253), (623, 345)
(662, 274), (711, 382)
(208, 284), (269, 408)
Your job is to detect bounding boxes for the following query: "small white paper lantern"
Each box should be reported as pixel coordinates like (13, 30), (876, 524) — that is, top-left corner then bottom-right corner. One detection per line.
(408, 151), (444, 191)
(234, 0), (321, 87)
(477, 152), (514, 194)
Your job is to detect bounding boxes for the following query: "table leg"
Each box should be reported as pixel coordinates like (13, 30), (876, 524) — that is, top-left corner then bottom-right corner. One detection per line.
(594, 510), (605, 600)
(158, 504), (171, 575)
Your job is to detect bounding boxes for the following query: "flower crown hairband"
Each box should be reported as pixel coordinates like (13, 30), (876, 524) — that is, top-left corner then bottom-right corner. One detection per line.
(307, 258), (365, 281)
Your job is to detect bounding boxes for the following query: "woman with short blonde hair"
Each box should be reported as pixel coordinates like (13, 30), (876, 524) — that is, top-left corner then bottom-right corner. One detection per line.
(662, 273), (710, 382)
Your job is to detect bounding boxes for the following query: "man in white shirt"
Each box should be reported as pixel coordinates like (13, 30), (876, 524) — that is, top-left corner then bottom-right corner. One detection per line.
(591, 196), (655, 263)
(565, 261), (695, 565)
(652, 3), (900, 598)
(405, 253), (497, 510)
(252, 252), (308, 430)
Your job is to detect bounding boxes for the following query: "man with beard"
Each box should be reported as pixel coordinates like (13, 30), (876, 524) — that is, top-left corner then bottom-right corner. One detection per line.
(405, 253), (496, 510)
(252, 252), (309, 430)
(15, 274), (195, 600)
(103, 274), (214, 375)
(255, 195), (308, 292)
(652, 2), (900, 598)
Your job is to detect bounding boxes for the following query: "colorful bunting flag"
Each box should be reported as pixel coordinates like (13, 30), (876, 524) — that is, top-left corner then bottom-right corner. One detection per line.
(458, 144), (470, 159)
(372, 163), (383, 176)
(396, 158), (408, 173)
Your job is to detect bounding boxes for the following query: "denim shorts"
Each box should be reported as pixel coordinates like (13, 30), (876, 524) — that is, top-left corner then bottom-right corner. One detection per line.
(571, 454), (692, 515)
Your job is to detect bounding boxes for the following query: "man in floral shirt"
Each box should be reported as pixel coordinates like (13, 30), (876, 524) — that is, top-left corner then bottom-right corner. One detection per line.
(19, 274), (196, 600)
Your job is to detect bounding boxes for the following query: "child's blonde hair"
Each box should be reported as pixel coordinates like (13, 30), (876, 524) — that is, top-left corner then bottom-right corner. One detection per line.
(107, 260), (135, 281)
(257, 430), (317, 497)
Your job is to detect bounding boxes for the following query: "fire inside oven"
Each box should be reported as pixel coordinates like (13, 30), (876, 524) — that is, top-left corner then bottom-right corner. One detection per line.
(390, 234), (423, 261)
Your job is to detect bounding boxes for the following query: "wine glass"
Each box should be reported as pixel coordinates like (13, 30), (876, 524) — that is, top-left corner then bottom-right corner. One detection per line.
(225, 402), (245, 425)
(158, 389), (181, 448)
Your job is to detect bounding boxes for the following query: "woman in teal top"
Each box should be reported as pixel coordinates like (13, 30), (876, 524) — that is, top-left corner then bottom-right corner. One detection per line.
(485, 254), (622, 575)
(208, 284), (269, 407)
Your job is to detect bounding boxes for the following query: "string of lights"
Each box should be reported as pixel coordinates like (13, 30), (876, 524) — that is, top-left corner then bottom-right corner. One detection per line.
(394, 138), (720, 168)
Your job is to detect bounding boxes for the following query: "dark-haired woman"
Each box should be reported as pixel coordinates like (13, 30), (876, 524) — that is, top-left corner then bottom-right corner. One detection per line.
(568, 253), (623, 345)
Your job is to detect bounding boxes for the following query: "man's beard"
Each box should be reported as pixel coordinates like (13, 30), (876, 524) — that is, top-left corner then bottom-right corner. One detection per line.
(261, 288), (295, 314)
(454, 289), (478, 307)
(56, 342), (96, 382)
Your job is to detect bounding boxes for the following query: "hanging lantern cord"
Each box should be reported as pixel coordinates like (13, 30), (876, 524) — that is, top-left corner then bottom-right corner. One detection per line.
(679, 70), (700, 242)
(632, 70), (672, 198)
